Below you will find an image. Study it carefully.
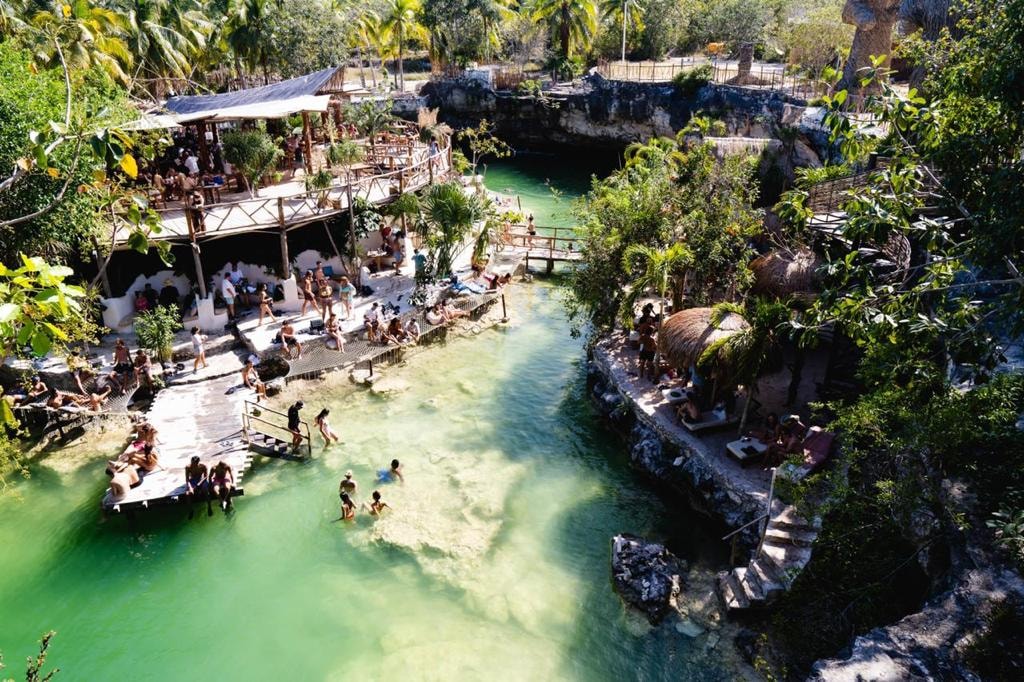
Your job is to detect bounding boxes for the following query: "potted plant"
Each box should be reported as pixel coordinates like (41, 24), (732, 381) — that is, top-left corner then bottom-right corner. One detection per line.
(134, 305), (181, 364)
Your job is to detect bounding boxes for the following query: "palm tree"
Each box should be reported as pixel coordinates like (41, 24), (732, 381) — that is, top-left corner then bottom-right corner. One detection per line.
(599, 0), (642, 62)
(620, 242), (694, 370)
(115, 0), (209, 96)
(28, 0), (133, 83)
(381, 0), (424, 91)
(347, 99), (396, 152)
(623, 136), (683, 170)
(474, 0), (515, 63)
(422, 180), (486, 278)
(699, 298), (791, 434)
(532, 0), (597, 60)
(225, 0), (276, 85)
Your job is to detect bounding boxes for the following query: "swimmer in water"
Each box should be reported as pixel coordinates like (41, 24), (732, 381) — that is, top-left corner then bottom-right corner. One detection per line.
(363, 490), (390, 516)
(338, 492), (356, 521)
(379, 458), (404, 484)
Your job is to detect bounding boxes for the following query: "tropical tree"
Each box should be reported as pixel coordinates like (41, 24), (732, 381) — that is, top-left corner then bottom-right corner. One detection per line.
(599, 0), (643, 62)
(382, 0), (425, 90)
(619, 242), (693, 369)
(115, 0), (210, 96)
(421, 180), (486, 277)
(27, 0), (133, 83)
(532, 0), (597, 59)
(326, 138), (365, 264)
(457, 119), (510, 176)
(225, 0), (277, 85)
(221, 129), (282, 198)
(345, 98), (396, 150)
(699, 298), (790, 434)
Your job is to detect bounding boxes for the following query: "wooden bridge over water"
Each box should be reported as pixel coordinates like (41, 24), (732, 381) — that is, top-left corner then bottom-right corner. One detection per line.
(502, 226), (582, 273)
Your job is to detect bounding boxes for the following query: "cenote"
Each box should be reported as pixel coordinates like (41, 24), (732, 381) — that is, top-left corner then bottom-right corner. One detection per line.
(0, 157), (740, 680)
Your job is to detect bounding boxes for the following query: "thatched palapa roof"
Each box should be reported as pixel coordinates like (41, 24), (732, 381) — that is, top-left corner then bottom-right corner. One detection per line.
(658, 307), (750, 369)
(750, 248), (822, 298)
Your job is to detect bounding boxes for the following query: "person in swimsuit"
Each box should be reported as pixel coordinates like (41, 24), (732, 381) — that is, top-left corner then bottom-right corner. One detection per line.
(300, 271), (320, 318)
(211, 460), (235, 511)
(637, 326), (657, 382)
(339, 492), (356, 521)
(326, 313), (345, 352)
(241, 360), (267, 402)
(184, 455), (211, 518)
(133, 349), (153, 391)
(379, 458), (403, 484)
(256, 283), (276, 326)
(315, 408), (340, 448)
(382, 317), (407, 345)
(339, 471), (357, 497)
(336, 277), (355, 320)
(363, 490), (390, 516)
(14, 375), (48, 405)
(317, 277), (335, 322)
(111, 339), (132, 392)
(279, 320), (302, 360)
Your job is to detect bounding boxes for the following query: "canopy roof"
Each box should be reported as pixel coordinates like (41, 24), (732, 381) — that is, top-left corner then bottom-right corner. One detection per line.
(164, 66), (342, 122)
(658, 307), (750, 370)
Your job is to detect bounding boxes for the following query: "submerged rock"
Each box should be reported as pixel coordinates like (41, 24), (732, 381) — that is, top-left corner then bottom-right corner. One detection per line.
(611, 534), (687, 624)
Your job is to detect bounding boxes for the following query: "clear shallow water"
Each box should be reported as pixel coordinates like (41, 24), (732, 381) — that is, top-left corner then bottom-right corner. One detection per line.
(0, 285), (739, 680)
(483, 150), (620, 229)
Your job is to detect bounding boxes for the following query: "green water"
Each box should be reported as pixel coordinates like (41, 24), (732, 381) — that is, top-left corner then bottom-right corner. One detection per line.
(0, 285), (740, 680)
(483, 150), (620, 229)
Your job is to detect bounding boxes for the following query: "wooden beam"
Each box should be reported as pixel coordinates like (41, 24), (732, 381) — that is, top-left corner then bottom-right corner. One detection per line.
(191, 240), (207, 299)
(196, 120), (210, 172)
(301, 111), (314, 175)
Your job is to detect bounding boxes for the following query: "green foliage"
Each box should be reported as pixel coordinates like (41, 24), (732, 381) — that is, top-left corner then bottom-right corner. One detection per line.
(532, 0), (597, 59)
(457, 119), (511, 175)
(344, 99), (396, 142)
(671, 64), (712, 97)
(221, 129), (282, 198)
(0, 629), (60, 681)
(133, 304), (180, 362)
(0, 255), (93, 364)
(264, 0), (349, 79)
(781, 0), (851, 78)
(988, 497), (1024, 568)
(421, 180), (486, 277)
(618, 242), (692, 327)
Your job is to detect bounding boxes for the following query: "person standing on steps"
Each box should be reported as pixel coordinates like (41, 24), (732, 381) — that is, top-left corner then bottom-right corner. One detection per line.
(287, 401), (305, 453)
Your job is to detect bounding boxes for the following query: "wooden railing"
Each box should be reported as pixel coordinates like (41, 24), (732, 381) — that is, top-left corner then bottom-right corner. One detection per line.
(501, 225), (581, 261)
(241, 400), (312, 458)
(158, 136), (451, 242)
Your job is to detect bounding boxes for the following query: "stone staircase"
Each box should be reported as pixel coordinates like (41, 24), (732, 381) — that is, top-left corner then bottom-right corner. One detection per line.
(718, 506), (822, 612)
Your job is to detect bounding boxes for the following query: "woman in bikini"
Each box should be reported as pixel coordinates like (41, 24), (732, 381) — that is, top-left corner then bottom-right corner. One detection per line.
(256, 283), (276, 326)
(314, 408), (340, 448)
(300, 271), (320, 318)
(211, 460), (235, 511)
(363, 490), (390, 516)
(326, 313), (345, 352)
(336, 276), (355, 320)
(339, 492), (356, 521)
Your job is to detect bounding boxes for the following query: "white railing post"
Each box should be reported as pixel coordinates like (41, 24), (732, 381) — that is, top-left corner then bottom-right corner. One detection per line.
(756, 467), (777, 558)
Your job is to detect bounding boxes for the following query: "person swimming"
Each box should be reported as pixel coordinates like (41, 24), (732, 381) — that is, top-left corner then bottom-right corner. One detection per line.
(364, 490), (390, 516)
(377, 458), (404, 484)
(339, 470), (357, 497)
(339, 492), (356, 521)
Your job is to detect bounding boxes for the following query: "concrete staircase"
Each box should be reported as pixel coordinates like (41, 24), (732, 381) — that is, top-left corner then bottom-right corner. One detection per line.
(718, 506), (822, 612)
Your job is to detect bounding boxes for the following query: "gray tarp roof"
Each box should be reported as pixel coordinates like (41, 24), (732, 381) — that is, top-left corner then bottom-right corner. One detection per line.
(164, 67), (340, 118)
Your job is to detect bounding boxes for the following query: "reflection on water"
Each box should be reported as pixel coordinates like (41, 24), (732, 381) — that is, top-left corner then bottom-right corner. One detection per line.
(0, 284), (742, 680)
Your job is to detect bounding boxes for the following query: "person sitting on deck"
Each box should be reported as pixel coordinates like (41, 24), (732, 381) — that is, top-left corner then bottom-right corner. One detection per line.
(210, 460), (235, 511)
(764, 415), (807, 468)
(440, 299), (469, 322)
(364, 303), (382, 342)
(337, 277), (355, 320)
(425, 304), (446, 327)
(339, 492), (356, 521)
(382, 317), (408, 346)
(13, 375), (48, 405)
(405, 318), (421, 344)
(363, 490), (390, 516)
(378, 458), (404, 484)
(256, 283), (276, 327)
(128, 442), (160, 472)
(300, 271), (320, 318)
(279, 320), (302, 360)
(339, 470), (357, 497)
(184, 455), (211, 519)
(326, 313), (345, 352)
(287, 401), (305, 453)
(241, 359), (267, 402)
(315, 408), (340, 449)
(133, 349), (154, 391)
(134, 290), (150, 313)
(677, 391), (702, 424)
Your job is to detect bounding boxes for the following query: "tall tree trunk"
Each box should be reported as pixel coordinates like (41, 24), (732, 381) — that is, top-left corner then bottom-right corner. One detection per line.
(786, 346), (805, 406)
(398, 31), (405, 90)
(355, 46), (367, 88)
(261, 54), (269, 85)
(560, 5), (571, 59)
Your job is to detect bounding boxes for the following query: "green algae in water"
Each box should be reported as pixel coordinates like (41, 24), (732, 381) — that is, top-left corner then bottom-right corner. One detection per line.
(0, 284), (744, 680)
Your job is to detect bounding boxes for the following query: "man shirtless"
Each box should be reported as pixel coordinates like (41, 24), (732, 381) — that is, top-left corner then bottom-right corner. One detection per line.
(241, 360), (267, 402)
(279, 320), (302, 360)
(184, 455), (212, 518)
(210, 460), (235, 511)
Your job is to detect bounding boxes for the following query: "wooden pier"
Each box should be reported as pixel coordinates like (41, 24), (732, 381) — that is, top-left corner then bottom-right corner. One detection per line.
(502, 227), (582, 273)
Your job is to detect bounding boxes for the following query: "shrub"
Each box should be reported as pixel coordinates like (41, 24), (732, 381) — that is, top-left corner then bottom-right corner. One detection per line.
(134, 305), (181, 363)
(222, 129), (283, 197)
(672, 64), (713, 97)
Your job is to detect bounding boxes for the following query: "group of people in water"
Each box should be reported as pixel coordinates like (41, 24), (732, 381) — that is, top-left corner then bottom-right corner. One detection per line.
(336, 464), (399, 522)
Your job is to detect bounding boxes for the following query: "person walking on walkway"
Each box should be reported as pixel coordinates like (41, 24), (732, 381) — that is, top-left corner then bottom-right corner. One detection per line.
(221, 272), (237, 320)
(288, 401), (305, 453)
(191, 326), (208, 372)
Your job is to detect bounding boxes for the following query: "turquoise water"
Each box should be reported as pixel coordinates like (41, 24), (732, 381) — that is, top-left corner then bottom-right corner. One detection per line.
(483, 150), (620, 229)
(0, 284), (739, 680)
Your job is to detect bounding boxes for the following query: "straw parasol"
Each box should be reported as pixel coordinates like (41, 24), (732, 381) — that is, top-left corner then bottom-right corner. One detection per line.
(658, 307), (750, 370)
(749, 248), (822, 298)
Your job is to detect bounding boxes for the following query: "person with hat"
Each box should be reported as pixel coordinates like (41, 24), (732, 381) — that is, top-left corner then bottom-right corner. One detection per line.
(287, 401), (305, 452)
(158, 278), (180, 309)
(339, 470), (357, 498)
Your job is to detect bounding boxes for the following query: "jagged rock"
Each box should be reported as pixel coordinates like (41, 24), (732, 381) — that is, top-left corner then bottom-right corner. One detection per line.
(629, 423), (668, 478)
(792, 138), (822, 169)
(601, 391), (623, 410)
(610, 534), (687, 624)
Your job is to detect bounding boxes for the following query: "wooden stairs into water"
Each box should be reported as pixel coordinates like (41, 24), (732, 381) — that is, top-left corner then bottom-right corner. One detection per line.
(717, 507), (822, 612)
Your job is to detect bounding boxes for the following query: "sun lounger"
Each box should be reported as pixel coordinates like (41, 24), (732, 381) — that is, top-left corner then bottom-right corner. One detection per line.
(778, 427), (836, 481)
(726, 438), (768, 467)
(661, 387), (688, 404)
(681, 410), (738, 433)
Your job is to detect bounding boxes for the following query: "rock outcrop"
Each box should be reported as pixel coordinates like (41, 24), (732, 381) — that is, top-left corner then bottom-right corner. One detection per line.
(809, 567), (1024, 681)
(611, 534), (688, 624)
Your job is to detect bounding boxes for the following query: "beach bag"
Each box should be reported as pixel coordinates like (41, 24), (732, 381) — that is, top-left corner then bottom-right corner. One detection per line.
(319, 284), (332, 298)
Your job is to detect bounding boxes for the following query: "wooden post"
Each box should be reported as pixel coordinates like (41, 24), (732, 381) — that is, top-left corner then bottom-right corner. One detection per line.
(301, 111), (314, 175)
(278, 197), (290, 277)
(196, 120), (210, 172)
(91, 236), (112, 298)
(191, 240), (207, 299)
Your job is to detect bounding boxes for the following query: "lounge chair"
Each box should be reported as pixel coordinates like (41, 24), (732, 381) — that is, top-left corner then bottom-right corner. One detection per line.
(726, 438), (769, 467)
(681, 410), (738, 433)
(778, 427), (836, 481)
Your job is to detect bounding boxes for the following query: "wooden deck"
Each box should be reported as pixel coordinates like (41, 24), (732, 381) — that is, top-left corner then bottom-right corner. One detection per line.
(502, 228), (582, 270)
(101, 374), (256, 513)
(118, 139), (451, 246)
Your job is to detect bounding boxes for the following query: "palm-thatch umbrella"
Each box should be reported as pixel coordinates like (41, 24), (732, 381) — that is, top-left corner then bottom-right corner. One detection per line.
(658, 307), (750, 371)
(749, 248), (822, 299)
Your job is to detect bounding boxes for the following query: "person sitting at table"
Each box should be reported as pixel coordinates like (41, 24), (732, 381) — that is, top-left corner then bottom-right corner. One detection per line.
(179, 170), (197, 198)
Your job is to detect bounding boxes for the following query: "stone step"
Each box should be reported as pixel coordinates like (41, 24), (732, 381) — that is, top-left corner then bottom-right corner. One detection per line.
(734, 567), (766, 605)
(747, 558), (786, 600)
(717, 570), (749, 612)
(759, 540), (813, 584)
(771, 506), (822, 531)
(764, 527), (818, 548)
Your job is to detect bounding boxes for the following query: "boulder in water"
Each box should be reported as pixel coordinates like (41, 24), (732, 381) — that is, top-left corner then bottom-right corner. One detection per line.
(611, 534), (687, 624)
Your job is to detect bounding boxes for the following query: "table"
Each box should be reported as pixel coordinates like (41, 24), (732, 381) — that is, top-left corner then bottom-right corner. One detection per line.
(726, 438), (768, 467)
(201, 184), (222, 204)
